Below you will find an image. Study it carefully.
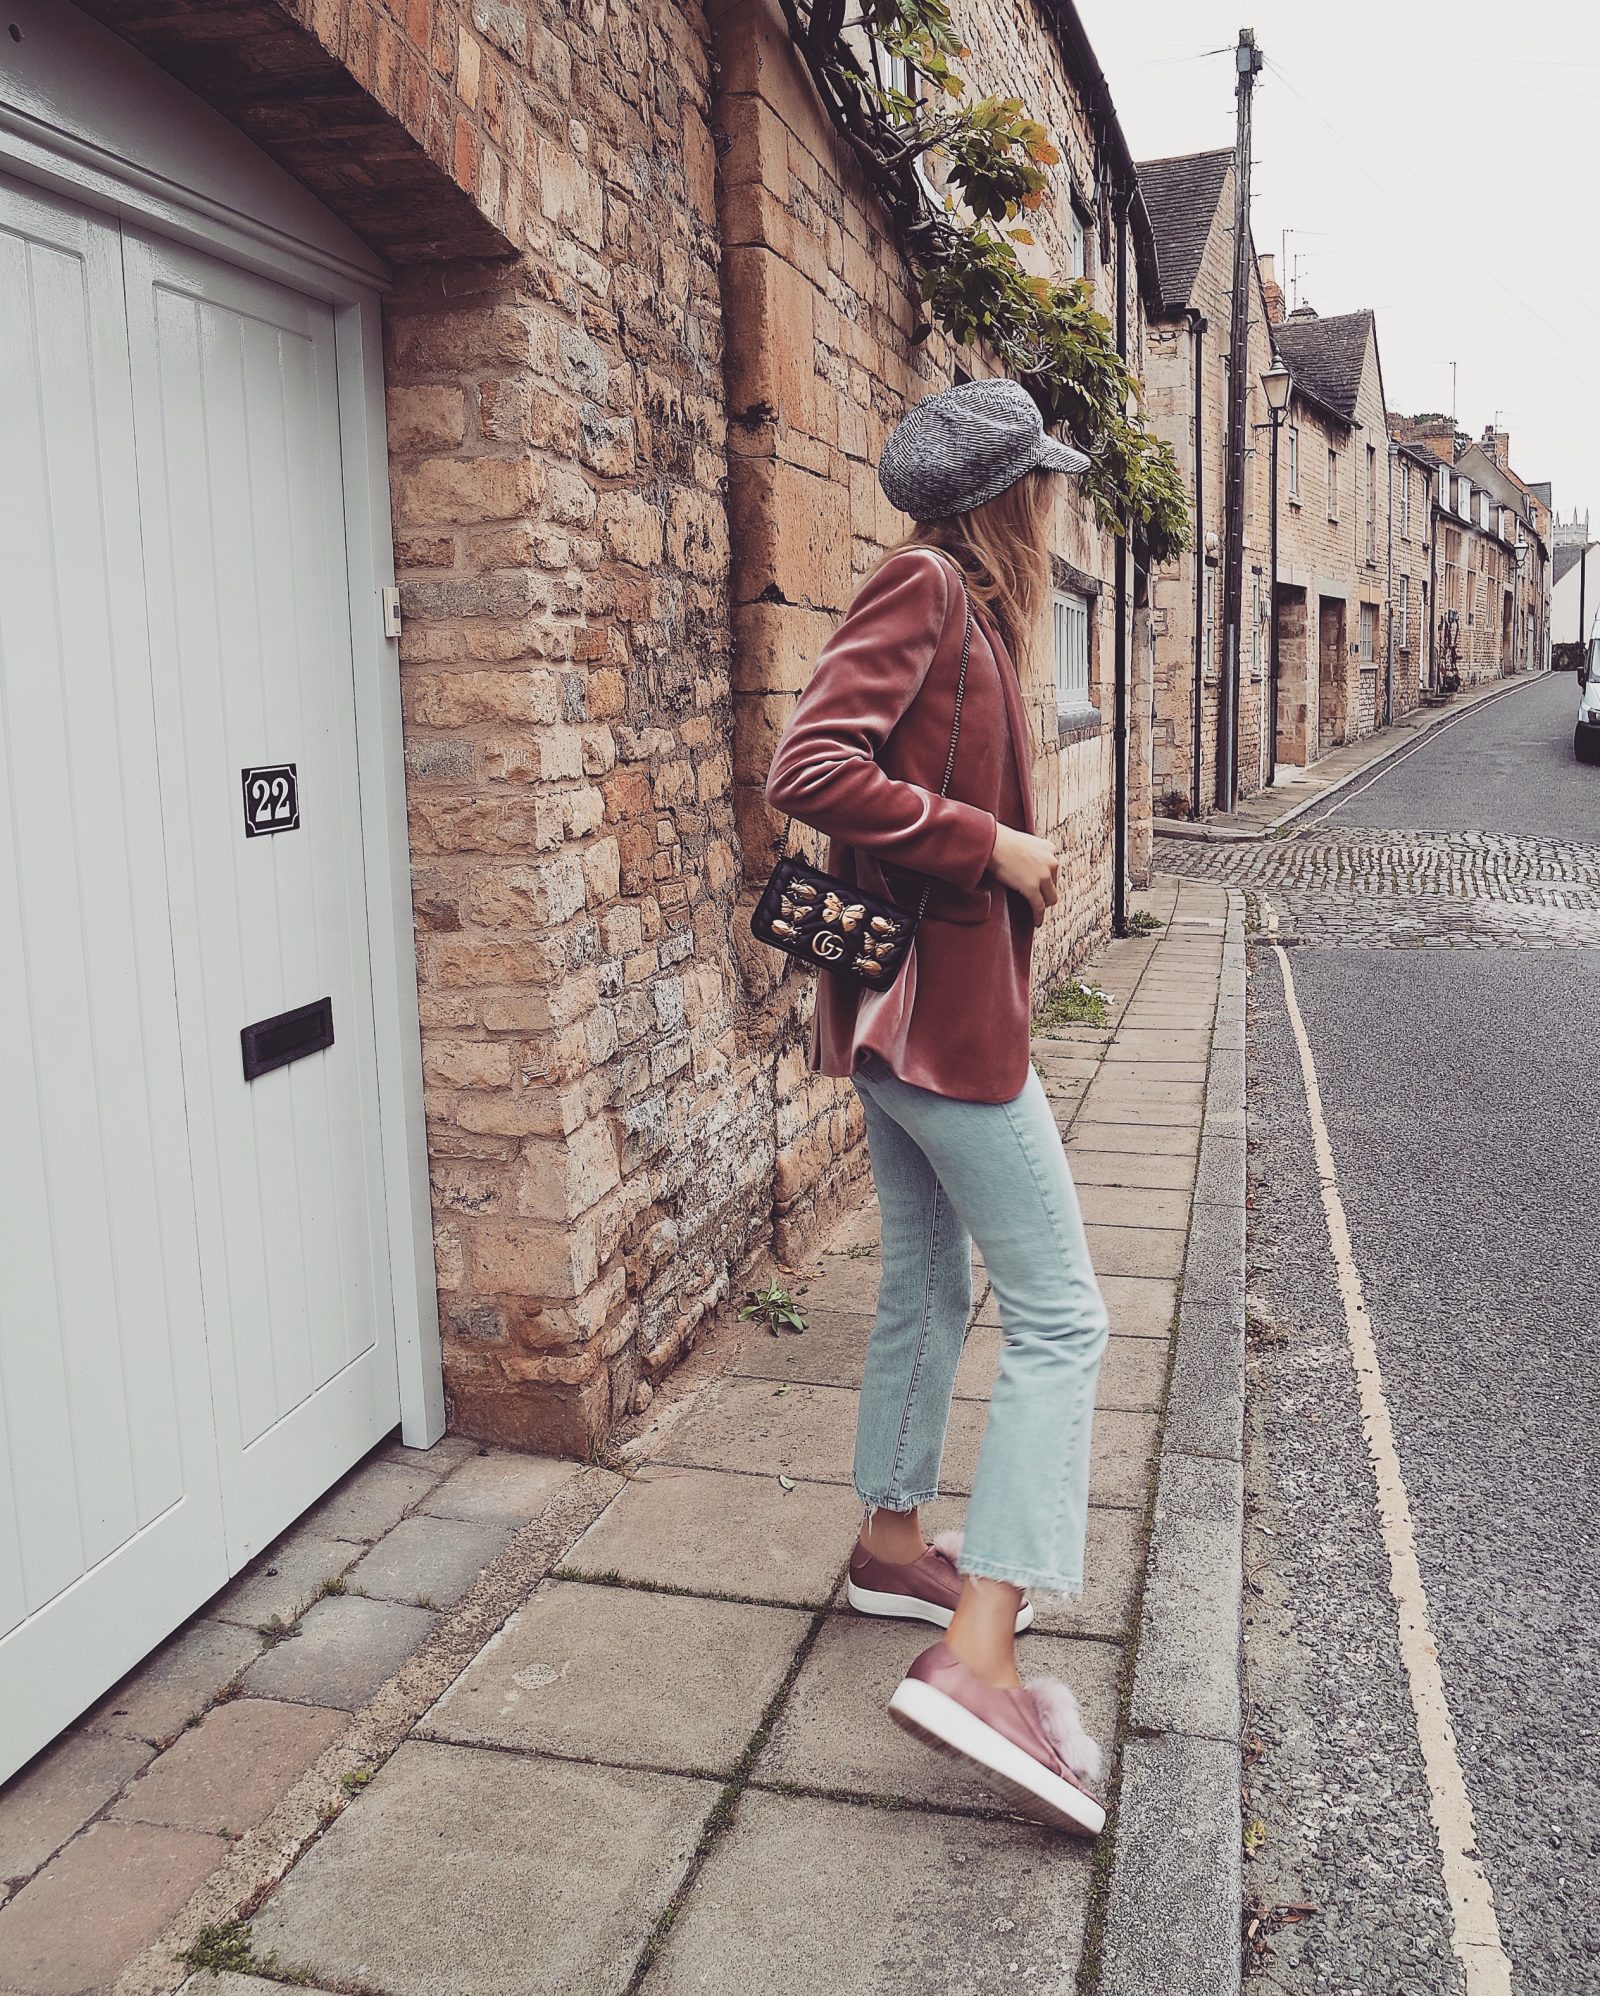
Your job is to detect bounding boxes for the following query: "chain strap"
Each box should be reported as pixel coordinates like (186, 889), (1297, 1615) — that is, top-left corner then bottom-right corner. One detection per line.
(777, 552), (975, 901)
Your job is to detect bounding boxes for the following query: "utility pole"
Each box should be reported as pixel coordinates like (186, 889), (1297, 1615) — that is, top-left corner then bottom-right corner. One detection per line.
(1217, 26), (1263, 812)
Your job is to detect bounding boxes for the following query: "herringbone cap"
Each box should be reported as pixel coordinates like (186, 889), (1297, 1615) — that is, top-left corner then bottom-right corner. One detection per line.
(878, 377), (1090, 521)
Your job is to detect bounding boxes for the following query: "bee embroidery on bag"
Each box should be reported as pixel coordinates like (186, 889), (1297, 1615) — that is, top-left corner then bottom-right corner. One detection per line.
(769, 917), (798, 938)
(868, 915), (903, 937)
(778, 893), (814, 923)
(822, 893), (866, 931)
(857, 934), (897, 962)
(851, 954), (887, 976)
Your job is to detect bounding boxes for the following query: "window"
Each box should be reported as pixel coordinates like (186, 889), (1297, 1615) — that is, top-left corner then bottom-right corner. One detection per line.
(1327, 447), (1339, 521)
(1066, 204), (1086, 280)
(1458, 475), (1472, 522)
(1052, 588), (1091, 712)
(1398, 572), (1410, 651)
(1399, 462), (1412, 540)
(1365, 443), (1377, 562)
(1359, 602), (1376, 663)
(1287, 423), (1300, 499)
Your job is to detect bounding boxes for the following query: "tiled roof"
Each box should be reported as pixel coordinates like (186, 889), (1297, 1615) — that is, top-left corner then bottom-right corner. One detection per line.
(1135, 149), (1233, 309)
(1554, 543), (1595, 586)
(1271, 310), (1377, 421)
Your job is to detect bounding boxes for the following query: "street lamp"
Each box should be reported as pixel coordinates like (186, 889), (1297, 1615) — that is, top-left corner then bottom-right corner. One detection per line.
(1260, 358), (1292, 784)
(1513, 537), (1529, 678)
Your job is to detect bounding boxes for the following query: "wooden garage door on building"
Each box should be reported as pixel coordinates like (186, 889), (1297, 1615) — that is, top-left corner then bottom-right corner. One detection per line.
(0, 161), (429, 1779)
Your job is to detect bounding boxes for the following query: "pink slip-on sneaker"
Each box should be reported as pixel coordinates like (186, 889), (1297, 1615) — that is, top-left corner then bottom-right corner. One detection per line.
(888, 1638), (1106, 1837)
(846, 1531), (1034, 1634)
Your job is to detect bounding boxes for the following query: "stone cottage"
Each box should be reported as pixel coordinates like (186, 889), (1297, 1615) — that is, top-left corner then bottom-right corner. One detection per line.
(0, 0), (1163, 1769)
(1138, 148), (1276, 814)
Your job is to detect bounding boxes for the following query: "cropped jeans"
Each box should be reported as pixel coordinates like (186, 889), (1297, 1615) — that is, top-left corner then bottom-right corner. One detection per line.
(850, 1049), (1110, 1596)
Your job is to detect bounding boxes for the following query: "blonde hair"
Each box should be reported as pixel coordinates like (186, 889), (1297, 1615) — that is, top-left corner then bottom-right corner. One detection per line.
(887, 467), (1055, 674)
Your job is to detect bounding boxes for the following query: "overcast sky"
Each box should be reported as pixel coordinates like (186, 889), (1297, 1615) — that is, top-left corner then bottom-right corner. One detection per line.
(1075, 0), (1599, 531)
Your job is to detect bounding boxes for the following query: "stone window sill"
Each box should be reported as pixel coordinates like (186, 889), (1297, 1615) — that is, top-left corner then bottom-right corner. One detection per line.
(1057, 704), (1103, 745)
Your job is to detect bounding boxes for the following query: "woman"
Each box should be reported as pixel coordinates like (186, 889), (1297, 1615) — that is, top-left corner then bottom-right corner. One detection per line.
(763, 377), (1112, 1837)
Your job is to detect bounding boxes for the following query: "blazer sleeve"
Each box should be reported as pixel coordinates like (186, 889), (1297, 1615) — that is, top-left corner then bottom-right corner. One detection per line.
(762, 549), (1000, 892)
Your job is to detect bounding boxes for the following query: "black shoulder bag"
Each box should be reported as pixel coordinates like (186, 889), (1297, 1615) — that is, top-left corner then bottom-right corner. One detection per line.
(750, 559), (973, 990)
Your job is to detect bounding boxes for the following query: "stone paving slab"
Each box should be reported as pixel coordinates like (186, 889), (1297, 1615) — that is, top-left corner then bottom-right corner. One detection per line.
(562, 1463), (859, 1606)
(107, 1698), (346, 1836)
(205, 1534), (361, 1631)
(345, 1513), (516, 1609)
(1068, 1119), (1200, 1156)
(249, 1740), (717, 1996)
(304, 1460), (442, 1544)
(86, 1619), (264, 1745)
(239, 1595), (439, 1709)
(0, 1730), (154, 1881)
(418, 1449), (581, 1523)
(754, 1615), (1121, 1810)
(420, 1579), (808, 1777)
(1085, 1221), (1187, 1277)
(1068, 1146), (1199, 1191)
(729, 1307), (877, 1391)
(639, 1788), (1092, 1996)
(1078, 1182), (1192, 1230)
(0, 1819), (225, 1995)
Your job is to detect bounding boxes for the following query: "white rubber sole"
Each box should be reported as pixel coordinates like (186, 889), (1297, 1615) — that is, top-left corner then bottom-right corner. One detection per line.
(888, 1677), (1107, 1838)
(846, 1578), (1034, 1634)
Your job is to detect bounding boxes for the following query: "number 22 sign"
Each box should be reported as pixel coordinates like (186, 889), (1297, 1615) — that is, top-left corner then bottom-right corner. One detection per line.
(241, 764), (300, 838)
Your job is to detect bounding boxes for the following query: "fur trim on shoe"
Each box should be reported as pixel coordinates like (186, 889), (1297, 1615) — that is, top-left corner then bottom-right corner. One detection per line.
(1027, 1677), (1102, 1784)
(929, 1530), (965, 1564)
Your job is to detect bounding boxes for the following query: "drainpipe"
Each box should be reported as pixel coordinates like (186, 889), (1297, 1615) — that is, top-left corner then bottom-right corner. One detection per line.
(1189, 311), (1207, 819)
(1384, 442), (1395, 726)
(1427, 497), (1439, 694)
(1112, 189), (1130, 938)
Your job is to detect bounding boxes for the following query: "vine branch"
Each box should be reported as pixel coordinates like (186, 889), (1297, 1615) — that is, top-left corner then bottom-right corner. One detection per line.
(773, 0), (1191, 562)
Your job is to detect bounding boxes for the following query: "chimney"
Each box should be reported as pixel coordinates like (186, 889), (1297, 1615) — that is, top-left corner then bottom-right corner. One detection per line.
(1287, 301), (1318, 321)
(1257, 251), (1285, 326)
(1481, 423), (1510, 471)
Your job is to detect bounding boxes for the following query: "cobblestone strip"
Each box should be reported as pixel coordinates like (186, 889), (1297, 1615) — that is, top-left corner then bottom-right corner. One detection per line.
(1155, 830), (1600, 951)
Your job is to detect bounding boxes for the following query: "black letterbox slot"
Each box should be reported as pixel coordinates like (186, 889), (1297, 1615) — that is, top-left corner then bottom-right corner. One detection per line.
(241, 997), (335, 1082)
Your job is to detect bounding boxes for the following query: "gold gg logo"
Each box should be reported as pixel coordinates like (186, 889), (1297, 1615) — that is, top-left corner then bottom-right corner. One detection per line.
(810, 931), (845, 962)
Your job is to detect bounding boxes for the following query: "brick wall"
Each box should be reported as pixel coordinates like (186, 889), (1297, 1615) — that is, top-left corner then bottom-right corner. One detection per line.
(89, 0), (1147, 1456)
(1145, 165), (1273, 814)
(712, 0), (1146, 1257)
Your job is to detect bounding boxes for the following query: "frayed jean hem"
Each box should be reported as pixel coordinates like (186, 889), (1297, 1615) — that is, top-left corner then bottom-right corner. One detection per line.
(956, 1553), (1085, 1599)
(854, 1486), (940, 1516)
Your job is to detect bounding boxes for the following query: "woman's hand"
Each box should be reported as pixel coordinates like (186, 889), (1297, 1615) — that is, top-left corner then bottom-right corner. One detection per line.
(985, 823), (1060, 926)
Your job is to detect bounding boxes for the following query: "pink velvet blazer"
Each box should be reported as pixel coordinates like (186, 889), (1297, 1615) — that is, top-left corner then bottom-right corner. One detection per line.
(763, 546), (1038, 1103)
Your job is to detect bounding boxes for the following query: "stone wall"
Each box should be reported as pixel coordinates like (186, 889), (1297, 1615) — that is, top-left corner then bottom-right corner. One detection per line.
(1144, 164), (1272, 814)
(712, 0), (1148, 1258)
(88, 0), (1151, 1457)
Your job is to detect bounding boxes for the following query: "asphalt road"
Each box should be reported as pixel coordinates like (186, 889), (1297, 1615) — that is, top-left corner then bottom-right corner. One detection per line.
(1306, 667), (1597, 841)
(1183, 675), (1600, 1993)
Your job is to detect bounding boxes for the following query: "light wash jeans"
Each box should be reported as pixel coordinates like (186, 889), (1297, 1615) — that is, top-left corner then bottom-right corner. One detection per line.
(850, 1049), (1110, 1595)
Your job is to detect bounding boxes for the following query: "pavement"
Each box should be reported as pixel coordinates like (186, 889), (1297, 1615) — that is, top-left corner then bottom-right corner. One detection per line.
(0, 875), (1251, 1996)
(1155, 670), (1544, 844)
(1162, 668), (1600, 1994)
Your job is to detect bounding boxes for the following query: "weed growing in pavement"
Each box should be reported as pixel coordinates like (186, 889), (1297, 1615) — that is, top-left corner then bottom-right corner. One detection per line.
(1127, 909), (1165, 935)
(177, 1920), (316, 1984)
(1035, 978), (1110, 1031)
(738, 1281), (807, 1336)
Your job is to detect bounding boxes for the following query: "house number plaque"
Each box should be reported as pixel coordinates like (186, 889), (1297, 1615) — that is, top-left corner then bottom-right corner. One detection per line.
(242, 763), (300, 837)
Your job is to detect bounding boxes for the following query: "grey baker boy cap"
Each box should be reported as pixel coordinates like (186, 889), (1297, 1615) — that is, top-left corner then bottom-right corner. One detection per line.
(878, 376), (1091, 521)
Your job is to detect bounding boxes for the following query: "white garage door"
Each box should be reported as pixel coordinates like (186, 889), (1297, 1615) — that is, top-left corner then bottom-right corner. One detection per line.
(0, 172), (404, 1778)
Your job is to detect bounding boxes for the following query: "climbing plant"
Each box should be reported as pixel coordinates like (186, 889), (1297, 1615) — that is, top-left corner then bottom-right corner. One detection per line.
(774, 0), (1190, 562)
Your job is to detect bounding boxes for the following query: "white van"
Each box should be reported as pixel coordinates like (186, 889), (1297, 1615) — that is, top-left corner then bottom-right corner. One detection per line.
(1577, 638), (1600, 764)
